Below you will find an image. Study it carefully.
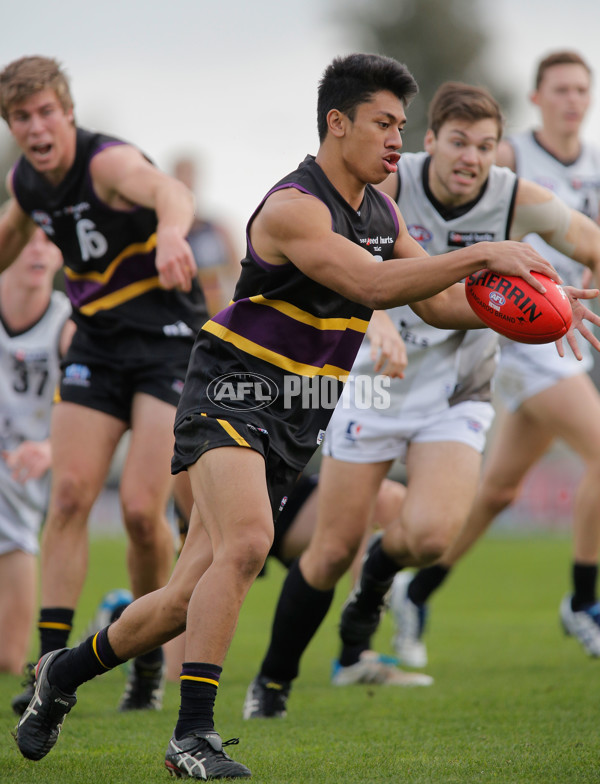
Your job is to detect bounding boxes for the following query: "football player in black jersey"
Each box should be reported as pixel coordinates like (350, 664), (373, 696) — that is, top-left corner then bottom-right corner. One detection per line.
(12, 53), (582, 780)
(0, 55), (204, 717)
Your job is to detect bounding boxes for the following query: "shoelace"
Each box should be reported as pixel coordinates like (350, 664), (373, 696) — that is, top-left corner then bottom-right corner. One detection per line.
(172, 736), (240, 757)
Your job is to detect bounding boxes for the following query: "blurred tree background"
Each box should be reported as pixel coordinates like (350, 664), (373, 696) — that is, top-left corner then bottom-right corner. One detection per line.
(333, 0), (515, 153)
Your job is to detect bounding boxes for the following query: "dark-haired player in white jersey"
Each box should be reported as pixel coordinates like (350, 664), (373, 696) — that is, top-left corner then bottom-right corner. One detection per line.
(390, 51), (600, 666)
(0, 55), (205, 716)
(13, 52), (574, 779)
(0, 227), (73, 677)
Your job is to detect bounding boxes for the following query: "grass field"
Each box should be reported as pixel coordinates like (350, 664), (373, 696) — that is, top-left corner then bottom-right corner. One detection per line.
(2, 532), (599, 783)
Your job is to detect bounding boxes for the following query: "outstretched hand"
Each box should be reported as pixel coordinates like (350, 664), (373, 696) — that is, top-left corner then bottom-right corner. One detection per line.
(554, 285), (600, 359)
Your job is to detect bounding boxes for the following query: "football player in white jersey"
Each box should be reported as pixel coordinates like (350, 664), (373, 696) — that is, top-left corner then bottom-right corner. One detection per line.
(0, 227), (73, 675)
(242, 80), (600, 703)
(391, 51), (600, 666)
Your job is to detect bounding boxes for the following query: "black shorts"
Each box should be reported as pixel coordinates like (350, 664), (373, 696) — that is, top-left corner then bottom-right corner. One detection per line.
(270, 473), (318, 566)
(58, 334), (192, 423)
(172, 411), (301, 521)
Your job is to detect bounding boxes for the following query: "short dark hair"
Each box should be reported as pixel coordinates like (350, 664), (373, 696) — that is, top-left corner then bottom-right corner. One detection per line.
(535, 50), (592, 89)
(317, 53), (418, 142)
(428, 82), (504, 140)
(0, 55), (73, 123)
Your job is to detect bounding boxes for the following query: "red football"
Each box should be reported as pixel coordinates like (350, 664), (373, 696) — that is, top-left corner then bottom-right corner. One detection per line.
(465, 270), (572, 344)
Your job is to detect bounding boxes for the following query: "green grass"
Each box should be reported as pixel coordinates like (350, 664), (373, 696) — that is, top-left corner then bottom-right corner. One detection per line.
(2, 533), (599, 783)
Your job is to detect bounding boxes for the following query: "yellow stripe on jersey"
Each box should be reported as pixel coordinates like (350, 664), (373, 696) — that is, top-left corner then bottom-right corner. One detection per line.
(202, 320), (351, 379)
(78, 277), (161, 315)
(247, 295), (370, 334)
(63, 234), (158, 284)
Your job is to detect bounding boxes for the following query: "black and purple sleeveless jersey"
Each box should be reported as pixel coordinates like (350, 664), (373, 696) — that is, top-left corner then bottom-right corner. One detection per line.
(175, 155), (399, 469)
(11, 128), (206, 358)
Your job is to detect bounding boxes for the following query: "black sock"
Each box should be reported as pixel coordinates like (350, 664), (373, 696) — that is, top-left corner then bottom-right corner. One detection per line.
(260, 559), (334, 683)
(338, 540), (402, 663)
(408, 564), (452, 606)
(349, 539), (401, 621)
(133, 646), (164, 671)
(338, 643), (369, 668)
(39, 608), (75, 657)
(364, 539), (402, 585)
(572, 562), (598, 611)
(174, 663), (222, 739)
(48, 626), (126, 693)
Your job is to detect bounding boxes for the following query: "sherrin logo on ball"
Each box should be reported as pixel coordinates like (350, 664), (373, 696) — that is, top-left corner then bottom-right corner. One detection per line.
(465, 269), (572, 344)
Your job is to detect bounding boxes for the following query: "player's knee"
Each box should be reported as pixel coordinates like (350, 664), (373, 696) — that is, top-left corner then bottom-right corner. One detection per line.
(221, 527), (273, 582)
(409, 532), (450, 566)
(121, 501), (161, 546)
(51, 474), (94, 523)
(305, 537), (358, 585)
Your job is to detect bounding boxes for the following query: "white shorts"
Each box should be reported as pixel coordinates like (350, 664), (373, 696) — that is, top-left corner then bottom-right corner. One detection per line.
(0, 504), (42, 556)
(322, 399), (495, 465)
(495, 338), (593, 412)
(0, 473), (47, 556)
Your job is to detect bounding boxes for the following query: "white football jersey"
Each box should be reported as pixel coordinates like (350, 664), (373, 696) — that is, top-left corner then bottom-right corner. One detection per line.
(0, 290), (71, 555)
(494, 131), (600, 394)
(510, 130), (600, 288)
(344, 152), (517, 417)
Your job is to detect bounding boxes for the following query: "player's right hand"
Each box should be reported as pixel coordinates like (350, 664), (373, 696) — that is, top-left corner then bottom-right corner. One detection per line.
(484, 240), (562, 293)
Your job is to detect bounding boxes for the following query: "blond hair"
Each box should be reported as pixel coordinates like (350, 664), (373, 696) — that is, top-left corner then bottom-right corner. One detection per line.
(0, 55), (73, 122)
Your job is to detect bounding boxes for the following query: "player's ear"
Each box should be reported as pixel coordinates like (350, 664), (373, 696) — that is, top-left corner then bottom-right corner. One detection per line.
(529, 90), (540, 108)
(327, 109), (347, 138)
(424, 129), (436, 154)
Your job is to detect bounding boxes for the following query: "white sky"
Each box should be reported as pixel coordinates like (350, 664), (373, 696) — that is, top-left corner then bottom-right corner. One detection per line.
(2, 0), (599, 244)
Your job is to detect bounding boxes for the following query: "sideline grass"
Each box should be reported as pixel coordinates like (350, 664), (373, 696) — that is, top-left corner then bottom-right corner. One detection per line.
(2, 534), (599, 783)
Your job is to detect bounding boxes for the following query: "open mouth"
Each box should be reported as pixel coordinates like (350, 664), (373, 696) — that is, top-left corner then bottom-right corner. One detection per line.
(453, 168), (477, 181)
(30, 143), (52, 159)
(383, 152), (401, 173)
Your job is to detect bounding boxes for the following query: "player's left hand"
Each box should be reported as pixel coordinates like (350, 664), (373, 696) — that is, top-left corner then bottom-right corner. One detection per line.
(555, 285), (600, 359)
(156, 230), (197, 292)
(366, 310), (407, 378)
(3, 440), (52, 483)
